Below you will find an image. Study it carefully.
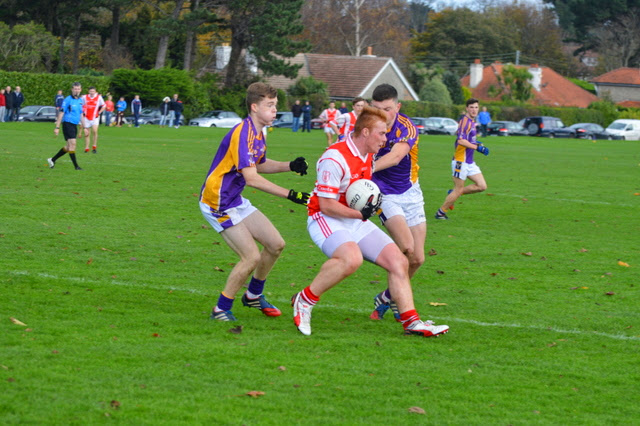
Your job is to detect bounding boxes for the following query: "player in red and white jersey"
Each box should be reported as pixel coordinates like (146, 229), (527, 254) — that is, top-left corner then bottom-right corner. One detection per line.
(319, 101), (340, 146)
(336, 97), (366, 143)
(292, 106), (449, 338)
(81, 87), (105, 153)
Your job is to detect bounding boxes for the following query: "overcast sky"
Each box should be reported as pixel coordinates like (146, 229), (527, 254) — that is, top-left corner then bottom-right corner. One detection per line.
(430, 0), (546, 11)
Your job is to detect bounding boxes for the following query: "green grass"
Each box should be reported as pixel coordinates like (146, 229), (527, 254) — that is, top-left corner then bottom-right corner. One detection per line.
(1, 122), (639, 424)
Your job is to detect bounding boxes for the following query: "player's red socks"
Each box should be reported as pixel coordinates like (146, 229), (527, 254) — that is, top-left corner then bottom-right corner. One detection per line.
(399, 309), (420, 329)
(300, 286), (319, 305)
(85, 148), (90, 153)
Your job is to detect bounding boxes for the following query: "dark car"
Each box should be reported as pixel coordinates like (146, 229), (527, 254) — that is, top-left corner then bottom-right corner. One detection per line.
(487, 121), (528, 137)
(18, 105), (58, 122)
(565, 123), (623, 140)
(272, 111), (293, 128)
(522, 116), (566, 137)
(411, 117), (429, 134)
(126, 107), (185, 126)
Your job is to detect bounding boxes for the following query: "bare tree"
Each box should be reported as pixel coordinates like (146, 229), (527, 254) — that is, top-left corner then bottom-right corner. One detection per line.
(591, 9), (640, 71)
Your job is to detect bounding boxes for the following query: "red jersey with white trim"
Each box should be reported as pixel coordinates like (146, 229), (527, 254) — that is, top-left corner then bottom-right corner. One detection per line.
(337, 111), (357, 141)
(307, 134), (374, 216)
(319, 108), (339, 128)
(82, 94), (105, 121)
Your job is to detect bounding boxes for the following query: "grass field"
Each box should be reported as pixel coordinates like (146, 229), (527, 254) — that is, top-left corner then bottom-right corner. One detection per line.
(1, 122), (639, 424)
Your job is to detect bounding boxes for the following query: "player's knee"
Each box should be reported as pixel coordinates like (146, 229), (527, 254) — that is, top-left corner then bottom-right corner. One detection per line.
(266, 236), (286, 256)
(478, 182), (488, 192)
(339, 250), (363, 275)
(410, 251), (425, 270)
(387, 251), (409, 275)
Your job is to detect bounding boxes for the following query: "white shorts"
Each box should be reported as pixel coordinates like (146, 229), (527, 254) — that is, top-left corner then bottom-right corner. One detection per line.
(324, 126), (335, 134)
(307, 213), (394, 262)
(452, 160), (481, 180)
(82, 117), (100, 128)
(379, 182), (426, 227)
(200, 198), (257, 233)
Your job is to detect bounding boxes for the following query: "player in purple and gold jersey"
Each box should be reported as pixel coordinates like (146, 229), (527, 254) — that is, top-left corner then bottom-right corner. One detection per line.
(368, 84), (434, 323)
(199, 82), (310, 322)
(435, 98), (490, 220)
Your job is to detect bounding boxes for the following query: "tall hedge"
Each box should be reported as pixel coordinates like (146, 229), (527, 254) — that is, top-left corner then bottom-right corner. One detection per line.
(0, 71), (109, 106)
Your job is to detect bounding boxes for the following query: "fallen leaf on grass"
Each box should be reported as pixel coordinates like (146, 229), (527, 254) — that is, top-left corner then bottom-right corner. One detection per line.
(214, 266), (224, 272)
(436, 270), (445, 274)
(246, 391), (265, 398)
(522, 252), (533, 256)
(228, 326), (243, 334)
(87, 258), (93, 265)
(429, 302), (447, 306)
(10, 317), (27, 326)
(579, 248), (589, 252)
(152, 333), (160, 337)
(428, 249), (437, 256)
(278, 366), (287, 371)
(408, 406), (426, 414)
(618, 261), (630, 267)
(110, 400), (120, 409)
(605, 292), (615, 296)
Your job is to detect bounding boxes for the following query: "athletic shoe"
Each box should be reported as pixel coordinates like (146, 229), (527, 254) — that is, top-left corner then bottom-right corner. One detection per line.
(291, 292), (313, 336)
(92, 149), (97, 154)
(435, 211), (449, 220)
(75, 166), (83, 171)
(241, 293), (281, 317)
(210, 309), (237, 321)
(84, 149), (89, 153)
(47, 158), (55, 169)
(370, 292), (391, 320)
(404, 320), (449, 337)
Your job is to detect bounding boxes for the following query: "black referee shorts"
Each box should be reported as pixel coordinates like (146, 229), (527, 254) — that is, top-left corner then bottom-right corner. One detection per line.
(62, 121), (78, 141)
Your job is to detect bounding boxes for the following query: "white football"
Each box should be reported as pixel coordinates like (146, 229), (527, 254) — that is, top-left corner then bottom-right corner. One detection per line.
(346, 179), (381, 212)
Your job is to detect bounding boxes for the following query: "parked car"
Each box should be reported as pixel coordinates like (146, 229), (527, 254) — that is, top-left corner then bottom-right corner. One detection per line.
(521, 116), (566, 137)
(18, 105), (58, 122)
(411, 117), (429, 134)
(125, 108), (185, 126)
(605, 119), (640, 140)
(189, 110), (242, 128)
(272, 111), (293, 128)
(560, 123), (622, 140)
(310, 117), (323, 129)
(486, 121), (528, 137)
(423, 117), (459, 135)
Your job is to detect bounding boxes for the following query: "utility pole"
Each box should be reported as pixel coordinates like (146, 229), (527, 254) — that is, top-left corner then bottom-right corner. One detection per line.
(515, 50), (520, 66)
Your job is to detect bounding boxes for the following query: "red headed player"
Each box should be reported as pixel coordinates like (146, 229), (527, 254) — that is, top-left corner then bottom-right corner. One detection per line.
(292, 106), (450, 338)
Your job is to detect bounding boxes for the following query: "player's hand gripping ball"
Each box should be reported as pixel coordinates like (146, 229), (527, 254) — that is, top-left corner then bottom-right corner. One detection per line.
(346, 179), (382, 220)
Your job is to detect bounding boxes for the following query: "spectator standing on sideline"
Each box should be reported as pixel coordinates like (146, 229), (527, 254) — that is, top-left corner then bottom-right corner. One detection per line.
(11, 86), (24, 121)
(336, 97), (366, 142)
(319, 101), (340, 146)
(435, 98), (490, 220)
(48, 82), (85, 171)
(338, 102), (349, 114)
(132, 95), (142, 128)
(200, 82), (309, 322)
(4, 86), (13, 122)
(115, 96), (127, 127)
(103, 95), (114, 126)
(170, 93), (183, 128)
(301, 100), (312, 133)
(80, 87), (105, 153)
(478, 106), (491, 137)
(291, 99), (302, 132)
(291, 106), (449, 338)
(55, 90), (64, 113)
(159, 96), (171, 127)
(0, 89), (5, 122)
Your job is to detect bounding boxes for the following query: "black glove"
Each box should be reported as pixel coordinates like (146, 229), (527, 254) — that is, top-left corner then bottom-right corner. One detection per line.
(360, 194), (382, 221)
(289, 157), (308, 176)
(287, 189), (310, 205)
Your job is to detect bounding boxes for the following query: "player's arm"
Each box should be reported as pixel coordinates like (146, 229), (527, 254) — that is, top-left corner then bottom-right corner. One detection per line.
(257, 157), (308, 175)
(373, 141), (411, 172)
(241, 166), (309, 204)
(54, 108), (64, 135)
(318, 196), (363, 220)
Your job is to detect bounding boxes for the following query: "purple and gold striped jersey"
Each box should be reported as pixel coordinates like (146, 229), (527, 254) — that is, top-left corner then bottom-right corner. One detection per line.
(453, 115), (478, 164)
(199, 117), (267, 211)
(372, 112), (419, 195)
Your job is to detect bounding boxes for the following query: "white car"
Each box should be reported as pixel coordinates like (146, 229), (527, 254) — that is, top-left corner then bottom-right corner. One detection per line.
(605, 119), (640, 141)
(424, 117), (459, 135)
(189, 110), (242, 128)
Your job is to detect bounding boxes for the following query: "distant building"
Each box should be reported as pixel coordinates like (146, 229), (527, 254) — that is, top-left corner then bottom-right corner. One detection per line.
(461, 59), (598, 108)
(261, 50), (419, 102)
(591, 68), (640, 106)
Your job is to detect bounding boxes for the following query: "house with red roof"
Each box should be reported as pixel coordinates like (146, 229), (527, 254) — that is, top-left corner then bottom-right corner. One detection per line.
(261, 51), (419, 102)
(591, 68), (640, 106)
(461, 60), (598, 108)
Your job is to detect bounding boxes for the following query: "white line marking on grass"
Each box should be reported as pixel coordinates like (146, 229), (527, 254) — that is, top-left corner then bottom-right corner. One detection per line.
(8, 270), (639, 341)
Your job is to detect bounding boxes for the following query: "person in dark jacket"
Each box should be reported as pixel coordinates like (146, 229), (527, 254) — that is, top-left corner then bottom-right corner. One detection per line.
(131, 95), (142, 127)
(169, 93), (183, 128)
(12, 86), (24, 121)
(301, 100), (312, 133)
(291, 99), (302, 132)
(4, 86), (13, 122)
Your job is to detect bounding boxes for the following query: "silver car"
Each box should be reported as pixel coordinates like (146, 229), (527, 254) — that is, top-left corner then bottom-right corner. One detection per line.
(189, 110), (242, 128)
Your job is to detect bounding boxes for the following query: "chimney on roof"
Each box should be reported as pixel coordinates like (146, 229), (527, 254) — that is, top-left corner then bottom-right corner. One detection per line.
(362, 46), (376, 58)
(470, 59), (483, 88)
(528, 63), (542, 91)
